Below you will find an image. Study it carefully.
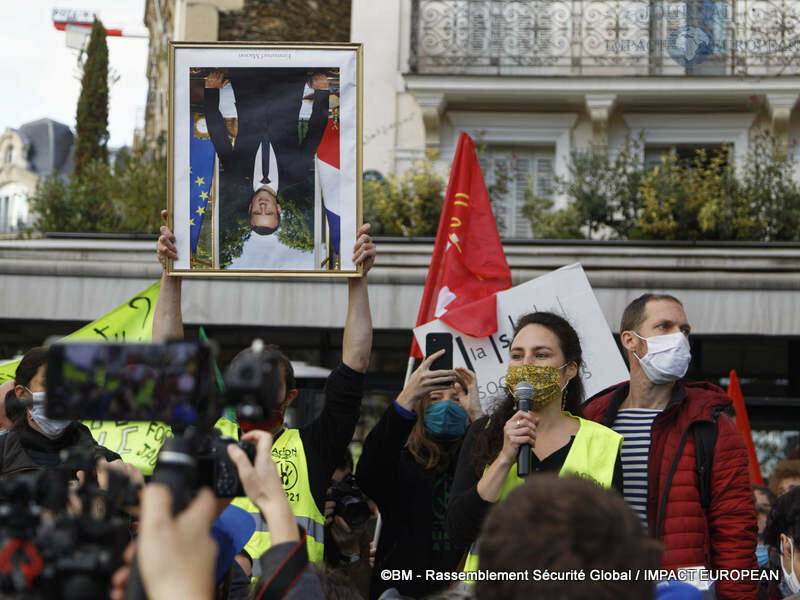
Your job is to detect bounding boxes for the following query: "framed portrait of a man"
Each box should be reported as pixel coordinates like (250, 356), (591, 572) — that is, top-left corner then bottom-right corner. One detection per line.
(167, 42), (362, 276)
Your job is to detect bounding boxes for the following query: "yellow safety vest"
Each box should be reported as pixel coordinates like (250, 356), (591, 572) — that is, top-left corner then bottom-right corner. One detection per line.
(232, 429), (326, 570)
(85, 416), (237, 476)
(85, 420), (173, 475)
(462, 414), (622, 576)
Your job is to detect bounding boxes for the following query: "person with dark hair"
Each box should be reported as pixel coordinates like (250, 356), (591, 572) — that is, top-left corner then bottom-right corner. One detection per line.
(355, 352), (482, 599)
(582, 293), (758, 599)
(762, 487), (800, 598)
(770, 460), (800, 498)
(154, 218), (376, 571)
(0, 346), (125, 480)
(477, 475), (663, 600)
(756, 484), (779, 567)
(447, 311), (623, 576)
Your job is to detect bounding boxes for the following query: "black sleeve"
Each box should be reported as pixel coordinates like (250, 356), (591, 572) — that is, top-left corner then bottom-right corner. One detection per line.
(446, 416), (492, 549)
(355, 403), (416, 509)
(299, 89), (330, 155)
(254, 533), (324, 600)
(203, 87), (233, 166)
(611, 450), (624, 495)
(299, 363), (364, 513)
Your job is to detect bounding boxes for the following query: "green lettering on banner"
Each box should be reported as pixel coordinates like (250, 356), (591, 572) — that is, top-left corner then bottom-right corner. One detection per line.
(0, 281), (171, 474)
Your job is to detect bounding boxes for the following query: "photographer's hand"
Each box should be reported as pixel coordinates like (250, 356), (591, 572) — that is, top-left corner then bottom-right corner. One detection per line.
(228, 431), (299, 545)
(137, 484), (218, 600)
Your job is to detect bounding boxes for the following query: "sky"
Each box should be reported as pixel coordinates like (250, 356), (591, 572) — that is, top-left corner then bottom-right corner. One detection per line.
(1, 1), (149, 148)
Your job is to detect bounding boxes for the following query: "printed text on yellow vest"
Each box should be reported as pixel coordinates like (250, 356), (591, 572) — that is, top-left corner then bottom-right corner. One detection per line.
(232, 429), (325, 571)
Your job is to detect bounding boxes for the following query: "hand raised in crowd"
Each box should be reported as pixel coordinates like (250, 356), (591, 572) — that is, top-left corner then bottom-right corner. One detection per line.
(454, 367), (484, 422)
(137, 484), (218, 600)
(353, 223), (376, 276)
(311, 72), (329, 90)
(157, 209), (178, 269)
(205, 70), (229, 89)
(396, 350), (458, 412)
(228, 430), (299, 545)
(499, 410), (538, 466)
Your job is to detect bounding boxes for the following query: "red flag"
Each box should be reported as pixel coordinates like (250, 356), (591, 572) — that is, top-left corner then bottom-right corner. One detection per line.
(410, 132), (512, 357)
(727, 369), (764, 485)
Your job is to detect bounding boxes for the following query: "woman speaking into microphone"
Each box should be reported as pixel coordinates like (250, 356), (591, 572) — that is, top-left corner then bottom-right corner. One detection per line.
(446, 312), (623, 575)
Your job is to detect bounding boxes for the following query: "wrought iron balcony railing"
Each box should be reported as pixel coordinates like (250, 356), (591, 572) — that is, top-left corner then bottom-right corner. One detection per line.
(409, 0), (800, 76)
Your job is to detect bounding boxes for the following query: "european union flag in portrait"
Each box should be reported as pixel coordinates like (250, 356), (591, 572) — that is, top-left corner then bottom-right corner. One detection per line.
(190, 113), (216, 254)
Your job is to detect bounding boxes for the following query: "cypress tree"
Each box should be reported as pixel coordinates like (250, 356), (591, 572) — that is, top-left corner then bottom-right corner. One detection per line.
(74, 19), (109, 177)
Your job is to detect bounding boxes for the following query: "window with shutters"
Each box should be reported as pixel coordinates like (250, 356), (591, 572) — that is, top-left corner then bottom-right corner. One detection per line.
(479, 147), (554, 239)
(644, 143), (729, 171)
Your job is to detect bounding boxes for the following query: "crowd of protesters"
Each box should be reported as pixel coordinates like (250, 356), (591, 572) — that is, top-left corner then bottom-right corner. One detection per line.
(0, 217), (798, 600)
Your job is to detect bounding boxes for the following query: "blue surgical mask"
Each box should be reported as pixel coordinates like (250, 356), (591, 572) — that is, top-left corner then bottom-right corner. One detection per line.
(756, 544), (769, 567)
(424, 401), (468, 440)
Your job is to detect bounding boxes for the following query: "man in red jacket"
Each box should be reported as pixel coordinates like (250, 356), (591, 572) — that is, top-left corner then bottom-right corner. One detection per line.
(583, 293), (758, 600)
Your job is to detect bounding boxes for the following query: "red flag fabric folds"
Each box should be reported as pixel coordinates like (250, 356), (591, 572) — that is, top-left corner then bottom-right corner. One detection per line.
(727, 369), (764, 485)
(411, 132), (512, 357)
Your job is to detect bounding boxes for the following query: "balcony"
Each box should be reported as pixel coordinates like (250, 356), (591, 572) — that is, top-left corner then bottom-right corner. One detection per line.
(408, 0), (800, 76)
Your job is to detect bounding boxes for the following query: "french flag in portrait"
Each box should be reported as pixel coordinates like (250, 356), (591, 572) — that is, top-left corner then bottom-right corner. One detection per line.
(317, 117), (341, 258)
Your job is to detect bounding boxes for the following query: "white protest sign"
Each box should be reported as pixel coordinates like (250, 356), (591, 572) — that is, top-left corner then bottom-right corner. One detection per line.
(414, 263), (629, 411)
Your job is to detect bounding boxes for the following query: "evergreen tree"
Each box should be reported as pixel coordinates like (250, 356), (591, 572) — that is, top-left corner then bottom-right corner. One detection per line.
(74, 19), (109, 177)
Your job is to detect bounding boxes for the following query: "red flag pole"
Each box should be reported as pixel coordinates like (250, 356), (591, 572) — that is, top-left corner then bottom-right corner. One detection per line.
(727, 369), (764, 485)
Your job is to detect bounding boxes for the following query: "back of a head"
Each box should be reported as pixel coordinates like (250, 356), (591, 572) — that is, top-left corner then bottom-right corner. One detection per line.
(763, 486), (800, 549)
(14, 346), (49, 389)
(476, 475), (661, 600)
(768, 459), (800, 497)
(312, 565), (362, 600)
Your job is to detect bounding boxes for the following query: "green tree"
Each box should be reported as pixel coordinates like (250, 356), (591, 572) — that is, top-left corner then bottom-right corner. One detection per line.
(74, 19), (110, 177)
(363, 151), (445, 236)
(29, 147), (165, 234)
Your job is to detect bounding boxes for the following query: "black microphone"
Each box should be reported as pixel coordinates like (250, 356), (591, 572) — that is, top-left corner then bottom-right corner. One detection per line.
(515, 382), (534, 477)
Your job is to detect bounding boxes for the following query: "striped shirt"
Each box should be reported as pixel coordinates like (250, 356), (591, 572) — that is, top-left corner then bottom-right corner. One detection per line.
(612, 408), (662, 527)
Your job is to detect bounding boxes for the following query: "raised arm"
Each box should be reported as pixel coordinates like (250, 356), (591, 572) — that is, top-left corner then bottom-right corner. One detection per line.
(203, 71), (233, 166)
(153, 210), (184, 342)
(342, 224), (375, 373)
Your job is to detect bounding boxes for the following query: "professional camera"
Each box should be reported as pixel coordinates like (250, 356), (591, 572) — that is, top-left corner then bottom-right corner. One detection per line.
(197, 435), (257, 497)
(44, 340), (271, 499)
(223, 339), (283, 427)
(0, 451), (135, 600)
(327, 475), (371, 530)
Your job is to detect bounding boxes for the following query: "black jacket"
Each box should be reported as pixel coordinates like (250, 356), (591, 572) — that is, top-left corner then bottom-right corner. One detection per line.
(204, 68), (330, 190)
(0, 421), (120, 480)
(356, 403), (467, 599)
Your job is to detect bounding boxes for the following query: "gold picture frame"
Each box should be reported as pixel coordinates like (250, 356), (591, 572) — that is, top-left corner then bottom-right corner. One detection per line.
(167, 41), (363, 278)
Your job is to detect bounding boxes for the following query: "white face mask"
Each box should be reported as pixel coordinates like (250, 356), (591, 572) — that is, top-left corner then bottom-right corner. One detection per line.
(631, 331), (691, 385)
(783, 537), (800, 594)
(25, 389), (71, 437)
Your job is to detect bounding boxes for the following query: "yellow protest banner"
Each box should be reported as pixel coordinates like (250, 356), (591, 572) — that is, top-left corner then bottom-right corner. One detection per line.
(0, 281), (170, 474)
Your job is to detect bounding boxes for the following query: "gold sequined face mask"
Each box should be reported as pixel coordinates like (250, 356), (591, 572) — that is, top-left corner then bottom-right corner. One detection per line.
(505, 364), (566, 410)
